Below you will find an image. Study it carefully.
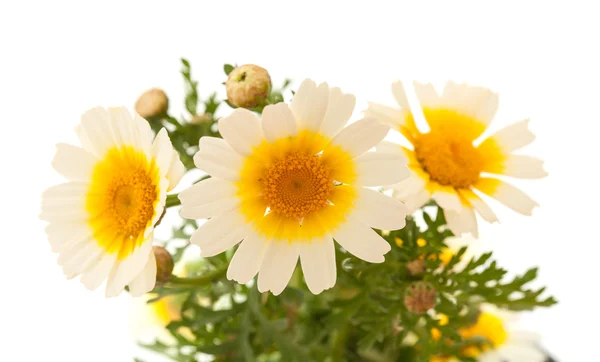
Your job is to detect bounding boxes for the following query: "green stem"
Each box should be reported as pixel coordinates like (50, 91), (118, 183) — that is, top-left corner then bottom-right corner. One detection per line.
(165, 115), (185, 130)
(166, 194), (181, 208)
(168, 266), (227, 287)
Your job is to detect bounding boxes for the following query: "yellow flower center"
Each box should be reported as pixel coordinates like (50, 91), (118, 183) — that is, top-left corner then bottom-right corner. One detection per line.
(262, 153), (333, 219)
(86, 146), (161, 259)
(413, 131), (483, 189)
(237, 130), (357, 241)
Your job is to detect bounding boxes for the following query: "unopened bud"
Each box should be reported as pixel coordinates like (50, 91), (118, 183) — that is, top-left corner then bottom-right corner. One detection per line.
(153, 246), (174, 286)
(406, 259), (426, 277)
(226, 64), (271, 108)
(135, 88), (169, 119)
(190, 113), (212, 125)
(404, 281), (437, 314)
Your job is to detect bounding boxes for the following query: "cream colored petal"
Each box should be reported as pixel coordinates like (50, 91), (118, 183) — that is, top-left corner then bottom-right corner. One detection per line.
(152, 128), (174, 177)
(390, 174), (427, 200)
(444, 205), (478, 237)
(104, 239), (153, 298)
(402, 189), (431, 213)
(414, 81), (440, 108)
(227, 231), (268, 284)
(80, 253), (118, 291)
(497, 155), (547, 179)
(391, 81), (410, 109)
(332, 215), (391, 263)
(180, 197), (239, 220)
(132, 112), (154, 156)
(218, 108), (263, 156)
(179, 178), (237, 206)
(432, 188), (462, 211)
(166, 150), (185, 190)
(51, 143), (96, 181)
(353, 188), (408, 230)
(128, 251), (157, 297)
(290, 80), (329, 132)
(458, 189), (498, 223)
(329, 118), (389, 158)
(299, 237), (336, 294)
(194, 137), (243, 181)
(441, 81), (498, 126)
(44, 222), (91, 253)
(78, 107), (116, 157)
(354, 152), (410, 187)
(479, 119), (535, 153)
(261, 103), (298, 142)
(189, 208), (251, 257)
(257, 241), (299, 295)
(319, 87), (356, 138)
(364, 102), (405, 129)
(475, 178), (539, 216)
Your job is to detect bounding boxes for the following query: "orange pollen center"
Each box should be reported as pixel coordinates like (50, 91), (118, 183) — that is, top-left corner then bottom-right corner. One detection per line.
(261, 153), (333, 219)
(413, 132), (483, 188)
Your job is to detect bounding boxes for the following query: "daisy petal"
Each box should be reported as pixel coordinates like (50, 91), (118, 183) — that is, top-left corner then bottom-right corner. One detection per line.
(329, 118), (389, 158)
(299, 237), (336, 294)
(166, 150), (185, 190)
(257, 241), (299, 295)
(458, 189), (498, 223)
(194, 137), (243, 181)
(227, 232), (268, 284)
(364, 102), (404, 129)
(479, 119), (535, 153)
(355, 152), (410, 186)
(475, 178), (538, 215)
(80, 254), (118, 290)
(128, 251), (157, 297)
(152, 128), (174, 176)
(105, 240), (153, 298)
(52, 143), (96, 181)
(333, 215), (391, 263)
(490, 155), (548, 179)
(432, 188), (462, 211)
(189, 208), (250, 257)
(391, 81), (410, 109)
(414, 81), (440, 108)
(261, 103), (298, 142)
(290, 80), (329, 131)
(78, 107), (114, 156)
(319, 87), (356, 138)
(391, 174), (427, 200)
(354, 188), (408, 230)
(218, 109), (263, 156)
(444, 205), (478, 237)
(178, 178), (237, 206)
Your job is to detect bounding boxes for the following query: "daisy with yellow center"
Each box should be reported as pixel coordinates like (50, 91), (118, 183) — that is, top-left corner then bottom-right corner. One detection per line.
(366, 81), (547, 236)
(40, 107), (184, 297)
(431, 306), (546, 362)
(179, 79), (410, 295)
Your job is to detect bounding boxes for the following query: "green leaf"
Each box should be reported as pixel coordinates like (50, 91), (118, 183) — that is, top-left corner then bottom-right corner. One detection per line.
(224, 64), (235, 75)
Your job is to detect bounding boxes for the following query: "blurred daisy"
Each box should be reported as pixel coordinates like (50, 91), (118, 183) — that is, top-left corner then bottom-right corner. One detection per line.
(366, 82), (546, 236)
(431, 306), (546, 362)
(180, 79), (410, 295)
(40, 107), (184, 297)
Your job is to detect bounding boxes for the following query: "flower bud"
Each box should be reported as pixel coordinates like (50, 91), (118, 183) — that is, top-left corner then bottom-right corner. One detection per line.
(404, 281), (437, 314)
(190, 113), (212, 125)
(226, 64), (271, 108)
(406, 259), (426, 277)
(135, 88), (169, 119)
(153, 246), (174, 286)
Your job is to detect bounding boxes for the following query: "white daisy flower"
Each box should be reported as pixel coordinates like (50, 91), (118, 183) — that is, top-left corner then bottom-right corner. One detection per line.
(432, 305), (546, 362)
(366, 81), (547, 237)
(179, 79), (410, 295)
(40, 107), (185, 297)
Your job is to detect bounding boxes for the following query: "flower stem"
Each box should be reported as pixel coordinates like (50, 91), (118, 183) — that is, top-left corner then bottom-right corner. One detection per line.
(168, 266), (227, 287)
(166, 194), (181, 208)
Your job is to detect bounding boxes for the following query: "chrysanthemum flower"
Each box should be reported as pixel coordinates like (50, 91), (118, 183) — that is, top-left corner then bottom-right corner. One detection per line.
(180, 79), (410, 295)
(40, 107), (184, 297)
(431, 306), (546, 362)
(366, 81), (547, 236)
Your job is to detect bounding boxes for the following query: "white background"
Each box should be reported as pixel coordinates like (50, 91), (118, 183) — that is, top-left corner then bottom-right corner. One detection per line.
(1, 1), (598, 361)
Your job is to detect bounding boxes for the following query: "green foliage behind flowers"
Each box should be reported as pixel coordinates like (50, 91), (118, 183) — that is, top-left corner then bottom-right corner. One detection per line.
(136, 60), (555, 362)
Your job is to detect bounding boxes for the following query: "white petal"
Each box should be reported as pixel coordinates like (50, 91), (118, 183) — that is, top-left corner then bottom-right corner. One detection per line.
(441, 82), (498, 126)
(78, 107), (114, 157)
(60, 241), (104, 279)
(402, 189), (431, 213)
(432, 188), (462, 211)
(152, 128), (174, 176)
(290, 80), (329, 131)
(108, 107), (140, 151)
(319, 87), (356, 138)
(444, 206), (478, 237)
(227, 232), (268, 284)
(364, 102), (404, 128)
(194, 137), (243, 181)
(180, 197), (239, 220)
(41, 182), (87, 215)
(261, 103), (298, 142)
(104, 240), (153, 298)
(299, 237), (336, 294)
(458, 189), (498, 223)
(390, 174), (427, 200)
(128, 251), (157, 297)
(329, 118), (389, 158)
(44, 222), (91, 253)
(51, 143), (96, 181)
(179, 178), (237, 206)
(375, 141), (403, 154)
(355, 152), (410, 187)
(166, 150), (185, 190)
(391, 81), (410, 109)
(333, 215), (391, 263)
(480, 119), (535, 153)
(475, 178), (539, 216)
(132, 112), (154, 156)
(257, 241), (299, 295)
(353, 188), (408, 230)
(218, 109), (263, 156)
(414, 81), (440, 108)
(498, 155), (547, 179)
(190, 208), (251, 257)
(80, 253), (117, 290)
